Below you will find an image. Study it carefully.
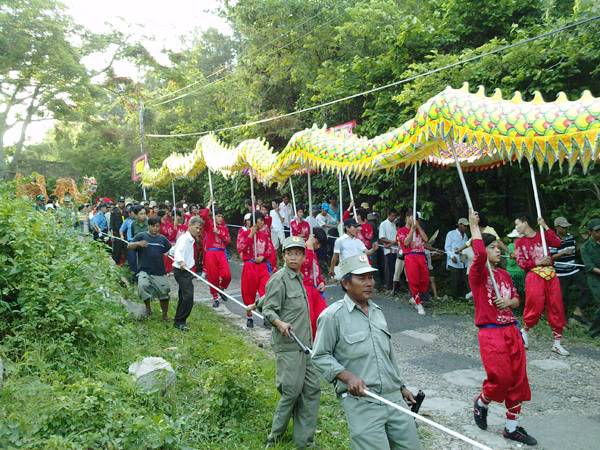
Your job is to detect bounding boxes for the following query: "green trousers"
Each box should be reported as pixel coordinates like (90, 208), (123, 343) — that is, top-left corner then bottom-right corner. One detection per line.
(269, 350), (321, 448)
(341, 392), (422, 450)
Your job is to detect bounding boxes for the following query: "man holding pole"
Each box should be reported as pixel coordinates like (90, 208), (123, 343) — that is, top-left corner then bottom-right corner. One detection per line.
(260, 236), (320, 449)
(467, 210), (537, 446)
(514, 214), (569, 355)
(312, 254), (422, 450)
(200, 203), (232, 308)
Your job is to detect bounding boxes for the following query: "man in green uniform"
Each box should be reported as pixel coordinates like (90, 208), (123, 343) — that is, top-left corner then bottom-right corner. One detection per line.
(582, 218), (600, 338)
(312, 254), (422, 450)
(260, 236), (321, 448)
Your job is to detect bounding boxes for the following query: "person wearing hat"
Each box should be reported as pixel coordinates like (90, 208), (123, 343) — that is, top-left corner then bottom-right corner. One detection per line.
(467, 210), (537, 446)
(582, 218), (600, 337)
(260, 236), (321, 448)
(444, 217), (470, 298)
(237, 211), (275, 328)
(110, 196), (128, 264)
(199, 201), (232, 308)
(290, 204), (311, 241)
(312, 254), (422, 450)
(329, 218), (379, 278)
(549, 216), (592, 326)
(397, 211), (430, 315)
(514, 213), (569, 356)
(506, 228), (525, 296)
(34, 194), (46, 212)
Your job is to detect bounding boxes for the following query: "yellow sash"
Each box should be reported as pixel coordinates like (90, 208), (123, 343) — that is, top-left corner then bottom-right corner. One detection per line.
(531, 266), (556, 281)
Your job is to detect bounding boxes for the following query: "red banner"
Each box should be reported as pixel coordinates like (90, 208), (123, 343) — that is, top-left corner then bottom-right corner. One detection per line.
(328, 120), (356, 136)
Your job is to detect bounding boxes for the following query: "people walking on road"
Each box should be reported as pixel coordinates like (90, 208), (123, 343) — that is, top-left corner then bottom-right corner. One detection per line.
(260, 236), (321, 448)
(467, 210), (537, 446)
(312, 254), (423, 450)
(514, 214), (569, 355)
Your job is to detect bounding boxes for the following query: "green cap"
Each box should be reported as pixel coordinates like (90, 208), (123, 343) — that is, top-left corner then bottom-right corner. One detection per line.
(282, 235), (305, 251)
(588, 218), (600, 231)
(336, 254), (378, 280)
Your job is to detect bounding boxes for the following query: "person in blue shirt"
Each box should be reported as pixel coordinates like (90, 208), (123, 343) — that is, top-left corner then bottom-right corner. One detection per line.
(120, 206), (138, 275)
(91, 203), (108, 241)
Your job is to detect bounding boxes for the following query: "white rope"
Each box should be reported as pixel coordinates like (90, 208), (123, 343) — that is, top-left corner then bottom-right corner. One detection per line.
(145, 15), (600, 138)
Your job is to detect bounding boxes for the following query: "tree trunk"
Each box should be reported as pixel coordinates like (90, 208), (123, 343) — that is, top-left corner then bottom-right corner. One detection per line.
(12, 85), (41, 171)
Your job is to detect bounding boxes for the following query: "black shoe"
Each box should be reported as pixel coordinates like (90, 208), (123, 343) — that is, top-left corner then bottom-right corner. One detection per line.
(174, 324), (189, 332)
(246, 318), (254, 328)
(473, 398), (488, 430)
(212, 299), (220, 308)
(219, 292), (227, 302)
(503, 426), (537, 446)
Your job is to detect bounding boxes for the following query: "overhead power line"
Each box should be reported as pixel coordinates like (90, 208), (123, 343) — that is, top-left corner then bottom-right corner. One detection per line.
(148, 8), (330, 106)
(146, 14), (600, 138)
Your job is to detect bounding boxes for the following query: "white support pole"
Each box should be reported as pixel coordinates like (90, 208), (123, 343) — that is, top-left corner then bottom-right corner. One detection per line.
(529, 162), (548, 256)
(138, 100), (147, 201)
(307, 167), (313, 217)
(249, 169), (257, 259)
(412, 164), (418, 223)
(338, 171), (343, 235)
(207, 168), (217, 229)
(171, 180), (176, 216)
(346, 174), (357, 219)
(447, 139), (501, 299)
(289, 177), (298, 219)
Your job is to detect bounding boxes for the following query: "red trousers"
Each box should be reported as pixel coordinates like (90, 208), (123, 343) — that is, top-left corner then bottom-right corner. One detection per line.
(241, 261), (271, 317)
(478, 325), (531, 416)
(404, 254), (429, 304)
(523, 272), (566, 338)
(305, 284), (328, 339)
(203, 250), (231, 298)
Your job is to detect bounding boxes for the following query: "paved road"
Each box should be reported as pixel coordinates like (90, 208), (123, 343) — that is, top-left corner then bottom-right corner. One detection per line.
(187, 260), (600, 450)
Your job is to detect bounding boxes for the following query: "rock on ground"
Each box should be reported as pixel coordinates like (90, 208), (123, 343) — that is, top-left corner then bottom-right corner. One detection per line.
(128, 356), (175, 393)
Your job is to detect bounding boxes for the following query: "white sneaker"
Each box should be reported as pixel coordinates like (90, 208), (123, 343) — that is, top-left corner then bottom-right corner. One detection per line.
(552, 342), (570, 356)
(465, 291), (473, 300)
(520, 328), (529, 349)
(409, 297), (416, 306)
(416, 303), (426, 315)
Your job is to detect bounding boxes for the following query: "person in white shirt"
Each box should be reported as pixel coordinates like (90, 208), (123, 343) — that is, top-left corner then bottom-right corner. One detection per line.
(306, 206), (320, 231)
(279, 195), (293, 229)
(270, 200), (286, 250)
(172, 216), (202, 331)
(378, 209), (399, 290)
(329, 219), (378, 277)
(444, 218), (470, 298)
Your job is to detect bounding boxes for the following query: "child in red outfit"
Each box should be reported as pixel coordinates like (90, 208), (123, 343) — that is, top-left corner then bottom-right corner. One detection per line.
(514, 214), (569, 356)
(237, 212), (275, 328)
(290, 205), (311, 241)
(468, 210), (537, 446)
(200, 204), (232, 307)
(396, 212), (430, 315)
(301, 234), (328, 338)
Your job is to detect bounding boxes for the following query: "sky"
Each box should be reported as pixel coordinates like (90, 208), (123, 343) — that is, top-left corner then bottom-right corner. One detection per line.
(7, 0), (230, 145)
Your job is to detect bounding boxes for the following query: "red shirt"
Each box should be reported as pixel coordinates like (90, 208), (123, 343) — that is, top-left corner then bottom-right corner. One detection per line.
(199, 208), (231, 250)
(236, 225), (274, 261)
(160, 220), (177, 242)
(291, 218), (311, 241)
(469, 239), (518, 326)
(514, 228), (562, 271)
(397, 226), (426, 254)
(264, 215), (272, 230)
(301, 249), (324, 288)
(357, 222), (373, 249)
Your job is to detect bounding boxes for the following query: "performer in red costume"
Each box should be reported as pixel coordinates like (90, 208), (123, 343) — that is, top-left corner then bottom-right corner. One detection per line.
(396, 211), (430, 315)
(237, 212), (275, 328)
(290, 205), (311, 241)
(159, 210), (177, 273)
(261, 204), (277, 271)
(467, 210), (536, 446)
(199, 202), (232, 308)
(301, 234), (328, 338)
(514, 214), (569, 356)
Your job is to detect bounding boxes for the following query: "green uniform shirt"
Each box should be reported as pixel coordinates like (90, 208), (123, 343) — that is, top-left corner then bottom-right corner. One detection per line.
(261, 266), (312, 353)
(581, 238), (600, 293)
(312, 295), (404, 397)
(131, 220), (148, 239)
